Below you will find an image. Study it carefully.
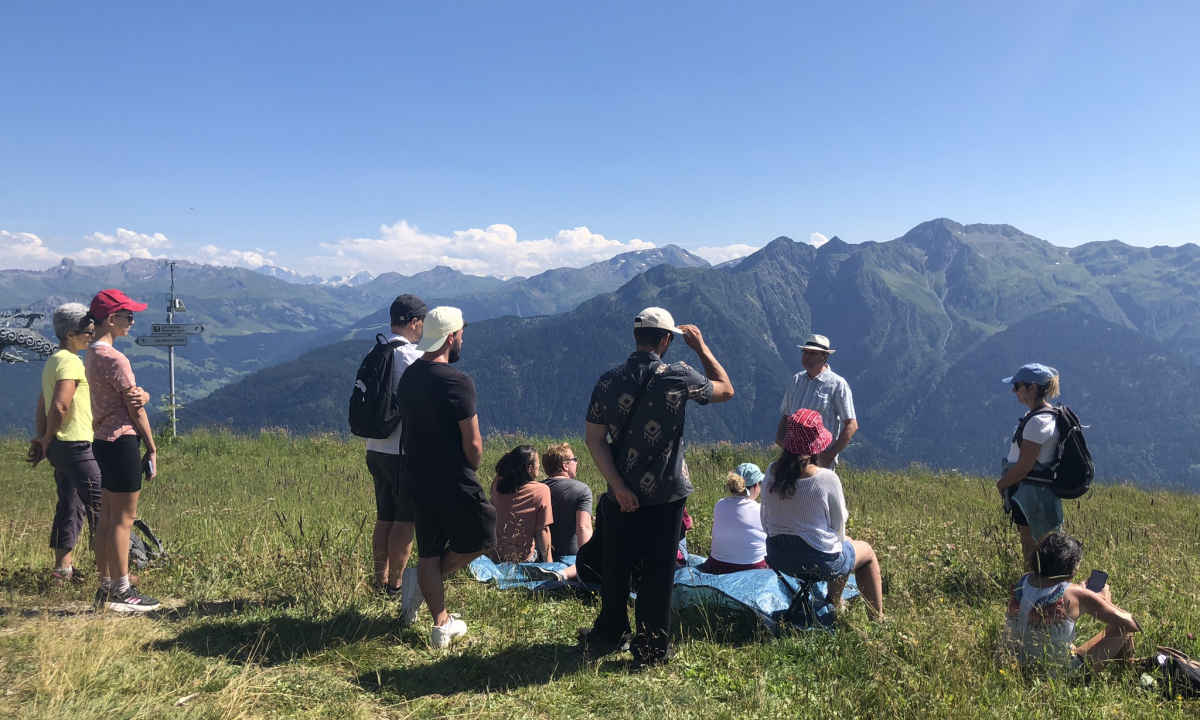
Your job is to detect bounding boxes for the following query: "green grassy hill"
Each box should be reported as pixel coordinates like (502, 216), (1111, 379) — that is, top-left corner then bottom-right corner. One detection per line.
(1, 433), (1197, 718)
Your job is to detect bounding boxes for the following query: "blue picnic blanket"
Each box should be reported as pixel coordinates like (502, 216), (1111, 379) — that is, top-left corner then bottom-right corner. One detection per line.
(467, 553), (859, 628)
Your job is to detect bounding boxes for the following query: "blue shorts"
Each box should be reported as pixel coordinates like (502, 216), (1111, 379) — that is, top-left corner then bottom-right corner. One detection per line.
(766, 534), (856, 582)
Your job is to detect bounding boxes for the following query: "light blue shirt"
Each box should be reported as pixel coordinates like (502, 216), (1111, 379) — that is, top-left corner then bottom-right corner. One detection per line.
(779, 367), (856, 444)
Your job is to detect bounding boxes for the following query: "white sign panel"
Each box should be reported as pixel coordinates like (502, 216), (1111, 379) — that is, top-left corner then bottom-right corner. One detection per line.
(136, 334), (188, 347)
(151, 324), (204, 334)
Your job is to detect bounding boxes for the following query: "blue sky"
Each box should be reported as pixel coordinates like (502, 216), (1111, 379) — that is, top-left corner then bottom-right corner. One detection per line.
(2, 1), (1197, 277)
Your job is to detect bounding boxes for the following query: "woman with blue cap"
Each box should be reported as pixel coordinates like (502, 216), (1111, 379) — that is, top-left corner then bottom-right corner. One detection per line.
(698, 462), (769, 574)
(997, 363), (1064, 564)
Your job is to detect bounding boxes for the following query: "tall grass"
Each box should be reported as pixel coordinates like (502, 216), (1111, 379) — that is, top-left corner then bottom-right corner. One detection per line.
(1, 431), (1197, 718)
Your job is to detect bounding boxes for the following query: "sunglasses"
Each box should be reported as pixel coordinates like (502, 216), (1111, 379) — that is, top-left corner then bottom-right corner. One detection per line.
(71, 329), (95, 336)
(565, 457), (578, 463)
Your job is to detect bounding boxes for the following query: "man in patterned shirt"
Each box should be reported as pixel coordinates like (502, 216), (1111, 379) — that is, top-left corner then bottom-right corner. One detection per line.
(581, 307), (734, 670)
(775, 333), (857, 468)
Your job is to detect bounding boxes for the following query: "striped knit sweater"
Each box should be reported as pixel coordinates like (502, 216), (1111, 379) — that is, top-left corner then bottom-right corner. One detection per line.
(760, 465), (848, 554)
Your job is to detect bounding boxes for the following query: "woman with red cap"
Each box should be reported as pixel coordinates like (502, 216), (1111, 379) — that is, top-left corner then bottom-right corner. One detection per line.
(86, 289), (161, 612)
(761, 408), (883, 621)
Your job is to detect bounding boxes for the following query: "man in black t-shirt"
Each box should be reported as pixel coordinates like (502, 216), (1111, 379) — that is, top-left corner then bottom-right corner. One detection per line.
(581, 307), (735, 670)
(396, 306), (496, 649)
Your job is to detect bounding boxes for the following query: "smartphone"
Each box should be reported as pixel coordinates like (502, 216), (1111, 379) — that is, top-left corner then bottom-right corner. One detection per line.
(143, 456), (156, 480)
(1085, 569), (1108, 592)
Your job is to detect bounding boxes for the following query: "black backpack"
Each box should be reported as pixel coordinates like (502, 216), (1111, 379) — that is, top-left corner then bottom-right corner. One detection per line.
(1141, 647), (1200, 698)
(1015, 404), (1094, 499)
(129, 519), (167, 570)
(348, 334), (404, 439)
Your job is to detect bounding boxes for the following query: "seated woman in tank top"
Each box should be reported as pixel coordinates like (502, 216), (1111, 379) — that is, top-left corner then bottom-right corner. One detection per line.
(1003, 532), (1140, 670)
(698, 462), (768, 574)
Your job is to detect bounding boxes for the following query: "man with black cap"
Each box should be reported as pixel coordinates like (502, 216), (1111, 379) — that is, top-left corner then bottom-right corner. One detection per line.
(776, 333), (857, 468)
(581, 306), (734, 670)
(363, 295), (425, 596)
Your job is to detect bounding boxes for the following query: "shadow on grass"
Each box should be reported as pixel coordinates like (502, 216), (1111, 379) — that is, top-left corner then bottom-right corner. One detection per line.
(152, 605), (402, 666)
(357, 641), (585, 699)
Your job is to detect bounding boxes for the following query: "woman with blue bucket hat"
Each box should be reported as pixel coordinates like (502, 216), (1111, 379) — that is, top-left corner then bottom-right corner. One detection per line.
(698, 462), (769, 574)
(996, 363), (1065, 564)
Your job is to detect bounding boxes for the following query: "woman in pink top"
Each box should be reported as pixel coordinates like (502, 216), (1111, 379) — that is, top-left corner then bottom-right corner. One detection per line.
(489, 445), (554, 563)
(85, 289), (161, 613)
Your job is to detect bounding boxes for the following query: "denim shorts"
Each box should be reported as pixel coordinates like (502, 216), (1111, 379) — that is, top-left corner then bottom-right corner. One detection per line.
(766, 534), (855, 582)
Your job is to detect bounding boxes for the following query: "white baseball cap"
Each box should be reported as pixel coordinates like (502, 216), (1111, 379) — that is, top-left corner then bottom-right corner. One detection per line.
(634, 307), (683, 334)
(415, 306), (466, 353)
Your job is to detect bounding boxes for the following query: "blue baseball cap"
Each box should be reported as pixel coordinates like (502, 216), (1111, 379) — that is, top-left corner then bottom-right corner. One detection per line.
(735, 462), (765, 487)
(1002, 363), (1058, 385)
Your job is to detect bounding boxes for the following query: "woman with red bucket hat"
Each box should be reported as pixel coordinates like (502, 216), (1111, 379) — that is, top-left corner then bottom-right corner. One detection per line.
(760, 408), (884, 622)
(85, 289), (161, 612)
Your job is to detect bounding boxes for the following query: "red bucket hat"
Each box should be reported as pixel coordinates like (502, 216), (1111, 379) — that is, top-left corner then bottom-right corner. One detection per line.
(784, 408), (833, 456)
(89, 289), (148, 319)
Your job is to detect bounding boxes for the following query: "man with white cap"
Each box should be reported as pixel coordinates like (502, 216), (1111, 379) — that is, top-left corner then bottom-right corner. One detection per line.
(776, 334), (857, 468)
(581, 306), (734, 670)
(395, 306), (497, 648)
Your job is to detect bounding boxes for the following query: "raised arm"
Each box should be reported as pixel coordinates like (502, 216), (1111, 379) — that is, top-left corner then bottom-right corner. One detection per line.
(458, 415), (483, 471)
(678, 325), (734, 403)
(585, 421), (639, 512)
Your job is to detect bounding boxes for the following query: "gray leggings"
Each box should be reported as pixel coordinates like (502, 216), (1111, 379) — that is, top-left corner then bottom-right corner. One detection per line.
(47, 440), (102, 550)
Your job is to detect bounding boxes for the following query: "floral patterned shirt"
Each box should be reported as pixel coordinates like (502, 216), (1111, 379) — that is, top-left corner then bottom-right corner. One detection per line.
(85, 342), (137, 441)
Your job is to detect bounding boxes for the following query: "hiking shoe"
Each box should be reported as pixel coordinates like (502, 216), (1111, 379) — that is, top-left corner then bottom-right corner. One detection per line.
(630, 645), (676, 672)
(431, 614), (468, 648)
(400, 567), (424, 625)
(51, 568), (86, 586)
(523, 566), (567, 583)
(105, 585), (161, 613)
(384, 584), (403, 599)
(577, 627), (631, 660)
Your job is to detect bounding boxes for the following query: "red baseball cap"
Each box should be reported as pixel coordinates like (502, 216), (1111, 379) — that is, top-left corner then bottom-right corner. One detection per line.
(784, 408), (833, 456)
(89, 289), (148, 318)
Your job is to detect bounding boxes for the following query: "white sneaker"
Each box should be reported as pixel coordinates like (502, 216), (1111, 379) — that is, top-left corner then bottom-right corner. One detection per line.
(431, 614), (468, 648)
(400, 567), (424, 625)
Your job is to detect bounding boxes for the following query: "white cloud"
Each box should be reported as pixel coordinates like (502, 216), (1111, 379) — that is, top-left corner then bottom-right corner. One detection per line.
(692, 243), (760, 265)
(193, 244), (271, 269)
(302, 221), (657, 278)
(0, 231), (63, 270)
(809, 232), (829, 248)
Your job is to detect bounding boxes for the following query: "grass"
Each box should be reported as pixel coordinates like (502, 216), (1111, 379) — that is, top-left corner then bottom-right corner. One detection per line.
(1, 430), (1198, 719)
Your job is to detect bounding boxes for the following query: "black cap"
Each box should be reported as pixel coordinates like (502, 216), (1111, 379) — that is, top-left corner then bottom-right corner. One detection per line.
(390, 294), (427, 325)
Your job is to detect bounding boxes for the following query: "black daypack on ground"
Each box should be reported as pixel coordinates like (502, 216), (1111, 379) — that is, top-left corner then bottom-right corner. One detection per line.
(348, 334), (404, 439)
(1141, 647), (1200, 698)
(1015, 403), (1095, 499)
(129, 519), (167, 570)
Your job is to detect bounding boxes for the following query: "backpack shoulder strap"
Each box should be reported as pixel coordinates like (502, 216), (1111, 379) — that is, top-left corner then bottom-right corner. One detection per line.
(1014, 407), (1058, 447)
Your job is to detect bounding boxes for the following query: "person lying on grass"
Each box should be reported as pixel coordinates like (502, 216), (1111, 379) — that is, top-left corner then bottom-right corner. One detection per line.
(1002, 532), (1140, 671)
(761, 409), (884, 622)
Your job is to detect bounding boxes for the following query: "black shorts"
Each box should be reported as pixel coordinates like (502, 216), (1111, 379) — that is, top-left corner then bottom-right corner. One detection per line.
(92, 435), (143, 494)
(365, 451), (415, 523)
(1005, 485), (1029, 527)
(409, 477), (497, 559)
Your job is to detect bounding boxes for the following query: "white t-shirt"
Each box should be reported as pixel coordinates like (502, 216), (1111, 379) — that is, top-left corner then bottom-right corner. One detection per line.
(1006, 411), (1060, 465)
(710, 496), (767, 565)
(365, 334), (423, 455)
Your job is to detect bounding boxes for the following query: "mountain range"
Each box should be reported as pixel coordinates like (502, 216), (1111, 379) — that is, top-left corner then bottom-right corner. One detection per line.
(4, 219), (1198, 489)
(174, 219), (1200, 489)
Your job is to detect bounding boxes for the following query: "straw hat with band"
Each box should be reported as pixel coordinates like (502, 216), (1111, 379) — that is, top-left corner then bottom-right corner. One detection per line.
(798, 334), (835, 354)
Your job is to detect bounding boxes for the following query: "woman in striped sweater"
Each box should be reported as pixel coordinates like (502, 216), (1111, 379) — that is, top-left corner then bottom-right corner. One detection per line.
(761, 408), (884, 621)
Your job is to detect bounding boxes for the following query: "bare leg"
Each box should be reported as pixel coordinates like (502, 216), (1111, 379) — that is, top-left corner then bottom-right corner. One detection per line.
(1017, 524), (1037, 568)
(850, 538), (883, 622)
(104, 491), (140, 581)
(372, 521), (393, 587)
(420, 549), (486, 626)
(825, 575), (848, 612)
(387, 521), (415, 588)
(95, 492), (114, 581)
(560, 564), (578, 581)
(55, 548), (73, 571)
(1075, 626), (1135, 669)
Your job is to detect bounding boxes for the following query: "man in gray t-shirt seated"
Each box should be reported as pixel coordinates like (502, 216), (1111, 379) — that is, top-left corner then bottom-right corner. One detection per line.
(540, 442), (593, 561)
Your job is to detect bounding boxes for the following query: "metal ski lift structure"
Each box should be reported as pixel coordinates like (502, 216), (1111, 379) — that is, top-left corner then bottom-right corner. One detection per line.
(0, 310), (57, 365)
